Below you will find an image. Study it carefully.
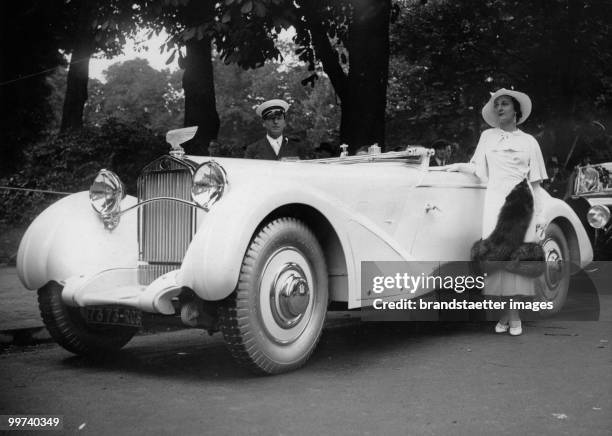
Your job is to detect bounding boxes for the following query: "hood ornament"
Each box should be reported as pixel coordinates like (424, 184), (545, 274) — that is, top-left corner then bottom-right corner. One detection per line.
(166, 126), (198, 158)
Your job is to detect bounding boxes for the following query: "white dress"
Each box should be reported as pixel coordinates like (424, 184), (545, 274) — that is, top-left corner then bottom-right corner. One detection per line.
(470, 128), (548, 296)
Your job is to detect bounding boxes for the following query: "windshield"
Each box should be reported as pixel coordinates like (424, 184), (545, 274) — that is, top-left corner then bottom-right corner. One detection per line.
(303, 147), (431, 166)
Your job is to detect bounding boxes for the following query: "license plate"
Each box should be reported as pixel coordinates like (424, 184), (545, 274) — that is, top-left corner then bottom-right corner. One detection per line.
(85, 306), (142, 327)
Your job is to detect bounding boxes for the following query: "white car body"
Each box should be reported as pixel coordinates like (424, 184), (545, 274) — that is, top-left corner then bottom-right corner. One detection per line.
(18, 153), (592, 310)
(16, 143), (593, 373)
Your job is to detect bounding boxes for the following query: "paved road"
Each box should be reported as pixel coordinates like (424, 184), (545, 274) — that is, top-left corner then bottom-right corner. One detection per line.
(1, 319), (610, 435)
(1, 266), (611, 435)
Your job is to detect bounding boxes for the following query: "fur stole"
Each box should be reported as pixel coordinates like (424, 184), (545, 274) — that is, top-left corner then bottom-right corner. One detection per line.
(471, 179), (545, 277)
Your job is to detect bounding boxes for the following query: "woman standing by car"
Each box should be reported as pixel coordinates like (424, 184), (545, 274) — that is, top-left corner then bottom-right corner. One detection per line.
(445, 88), (548, 335)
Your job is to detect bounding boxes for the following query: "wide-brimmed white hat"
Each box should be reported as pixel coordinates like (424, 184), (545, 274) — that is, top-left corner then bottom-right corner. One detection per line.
(255, 99), (290, 119)
(481, 88), (532, 127)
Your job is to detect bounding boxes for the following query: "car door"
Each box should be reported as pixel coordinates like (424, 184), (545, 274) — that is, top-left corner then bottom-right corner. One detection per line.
(407, 171), (485, 261)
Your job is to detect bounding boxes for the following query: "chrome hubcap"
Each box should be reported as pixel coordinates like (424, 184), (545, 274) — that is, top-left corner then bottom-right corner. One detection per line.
(542, 238), (564, 295)
(270, 263), (311, 328)
(259, 248), (314, 343)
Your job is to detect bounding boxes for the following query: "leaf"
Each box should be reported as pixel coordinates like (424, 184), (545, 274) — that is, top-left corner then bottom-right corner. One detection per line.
(225, 0), (235, 4)
(222, 11), (232, 23)
(241, 1), (253, 14)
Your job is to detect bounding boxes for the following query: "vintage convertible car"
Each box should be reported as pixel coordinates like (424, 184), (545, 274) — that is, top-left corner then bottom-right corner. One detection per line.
(565, 163), (612, 260)
(17, 128), (592, 374)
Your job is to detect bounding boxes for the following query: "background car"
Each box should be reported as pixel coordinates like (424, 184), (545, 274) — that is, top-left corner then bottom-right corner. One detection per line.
(565, 163), (612, 260)
(16, 128), (593, 374)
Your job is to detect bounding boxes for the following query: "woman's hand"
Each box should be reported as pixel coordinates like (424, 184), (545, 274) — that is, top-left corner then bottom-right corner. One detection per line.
(444, 163), (461, 172)
(445, 163), (474, 174)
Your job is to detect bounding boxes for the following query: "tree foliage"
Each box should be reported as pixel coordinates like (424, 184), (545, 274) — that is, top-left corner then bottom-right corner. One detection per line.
(59, 0), (142, 132)
(216, 0), (391, 152)
(389, 0), (612, 162)
(0, 120), (167, 225)
(85, 58), (184, 132)
(213, 56), (340, 155)
(0, 0), (143, 173)
(136, 0), (220, 153)
(0, 1), (66, 175)
(146, 0), (391, 153)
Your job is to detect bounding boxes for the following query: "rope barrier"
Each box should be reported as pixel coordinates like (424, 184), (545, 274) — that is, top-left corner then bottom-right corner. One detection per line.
(0, 186), (73, 196)
(0, 58), (91, 87)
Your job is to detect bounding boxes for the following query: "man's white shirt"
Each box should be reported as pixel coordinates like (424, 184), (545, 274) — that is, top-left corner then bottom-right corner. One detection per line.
(267, 134), (283, 155)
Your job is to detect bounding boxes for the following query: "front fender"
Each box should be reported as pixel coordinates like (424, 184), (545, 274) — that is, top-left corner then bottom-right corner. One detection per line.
(17, 192), (138, 290)
(179, 181), (362, 301)
(179, 174), (417, 302)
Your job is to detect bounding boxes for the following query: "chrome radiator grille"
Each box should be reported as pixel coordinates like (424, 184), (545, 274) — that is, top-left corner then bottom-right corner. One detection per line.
(137, 156), (195, 285)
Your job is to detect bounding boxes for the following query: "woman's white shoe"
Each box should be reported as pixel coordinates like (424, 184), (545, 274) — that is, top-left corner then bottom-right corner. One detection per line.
(509, 322), (522, 336)
(495, 322), (509, 333)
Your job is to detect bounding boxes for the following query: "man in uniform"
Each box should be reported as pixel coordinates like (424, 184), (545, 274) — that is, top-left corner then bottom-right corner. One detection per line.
(244, 99), (302, 160)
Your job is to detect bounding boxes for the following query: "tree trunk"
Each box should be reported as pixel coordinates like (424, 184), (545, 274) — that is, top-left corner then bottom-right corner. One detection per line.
(300, 3), (348, 102)
(181, 1), (219, 155)
(60, 2), (95, 133)
(300, 0), (390, 154)
(342, 0), (390, 153)
(182, 37), (219, 154)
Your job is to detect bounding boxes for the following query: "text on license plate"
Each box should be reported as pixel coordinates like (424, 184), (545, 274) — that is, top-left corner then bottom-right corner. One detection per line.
(86, 307), (142, 327)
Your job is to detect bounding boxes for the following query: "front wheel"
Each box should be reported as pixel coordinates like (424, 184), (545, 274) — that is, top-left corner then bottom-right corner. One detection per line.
(38, 282), (137, 355)
(536, 222), (571, 314)
(219, 218), (328, 374)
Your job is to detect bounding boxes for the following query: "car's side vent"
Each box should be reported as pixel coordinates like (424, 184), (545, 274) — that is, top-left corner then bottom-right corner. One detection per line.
(137, 156), (196, 285)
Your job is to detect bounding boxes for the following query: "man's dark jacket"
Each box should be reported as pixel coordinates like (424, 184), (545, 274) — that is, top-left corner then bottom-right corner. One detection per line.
(429, 157), (442, 167)
(244, 136), (302, 160)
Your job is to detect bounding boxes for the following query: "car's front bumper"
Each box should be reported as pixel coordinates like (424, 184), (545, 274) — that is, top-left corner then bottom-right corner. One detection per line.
(60, 268), (183, 315)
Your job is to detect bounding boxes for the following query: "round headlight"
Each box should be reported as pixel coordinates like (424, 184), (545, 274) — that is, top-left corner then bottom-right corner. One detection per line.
(587, 204), (610, 229)
(191, 161), (228, 210)
(89, 169), (125, 216)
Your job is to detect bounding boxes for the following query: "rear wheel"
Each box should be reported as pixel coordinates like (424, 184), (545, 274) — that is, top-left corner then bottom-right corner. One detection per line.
(38, 282), (137, 355)
(536, 223), (571, 314)
(219, 218), (328, 374)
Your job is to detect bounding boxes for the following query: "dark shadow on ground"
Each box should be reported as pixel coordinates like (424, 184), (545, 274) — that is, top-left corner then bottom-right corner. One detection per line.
(57, 270), (604, 380)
